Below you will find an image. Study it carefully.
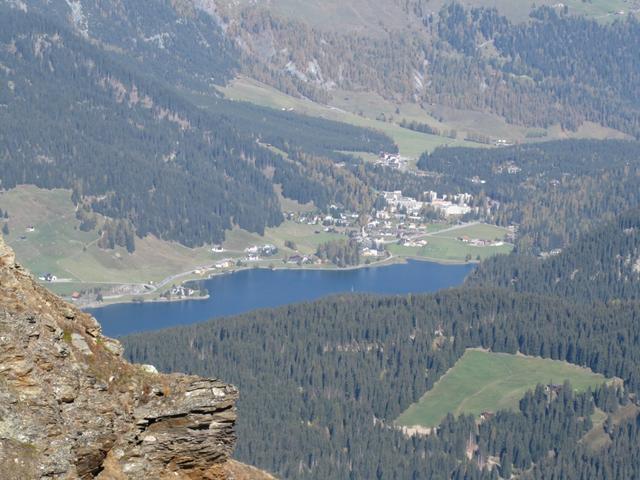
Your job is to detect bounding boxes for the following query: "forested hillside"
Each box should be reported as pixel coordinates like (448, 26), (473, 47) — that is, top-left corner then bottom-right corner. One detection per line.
(0, 6), (395, 247)
(11, 1), (639, 139)
(467, 209), (640, 303)
(5, 0), (240, 89)
(124, 288), (640, 479)
(417, 140), (640, 252)
(222, 2), (640, 137)
(427, 5), (640, 136)
(0, 7), (280, 246)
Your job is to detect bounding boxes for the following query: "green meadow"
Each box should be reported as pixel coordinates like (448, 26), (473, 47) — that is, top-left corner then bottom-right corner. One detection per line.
(396, 349), (607, 428)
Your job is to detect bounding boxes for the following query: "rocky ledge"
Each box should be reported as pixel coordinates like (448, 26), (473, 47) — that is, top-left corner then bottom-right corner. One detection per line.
(0, 235), (268, 479)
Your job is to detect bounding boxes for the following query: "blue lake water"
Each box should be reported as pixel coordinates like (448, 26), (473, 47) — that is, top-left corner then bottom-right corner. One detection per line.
(88, 260), (475, 337)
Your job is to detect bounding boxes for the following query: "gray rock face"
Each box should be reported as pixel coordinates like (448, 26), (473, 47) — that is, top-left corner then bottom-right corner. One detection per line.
(0, 235), (15, 268)
(0, 237), (240, 479)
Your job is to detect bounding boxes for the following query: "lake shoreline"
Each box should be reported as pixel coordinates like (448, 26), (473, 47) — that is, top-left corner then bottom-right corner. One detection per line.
(81, 293), (210, 310)
(81, 254), (478, 310)
(87, 259), (475, 337)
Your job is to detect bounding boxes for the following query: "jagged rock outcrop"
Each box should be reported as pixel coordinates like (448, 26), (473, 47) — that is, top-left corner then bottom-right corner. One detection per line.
(0, 235), (269, 479)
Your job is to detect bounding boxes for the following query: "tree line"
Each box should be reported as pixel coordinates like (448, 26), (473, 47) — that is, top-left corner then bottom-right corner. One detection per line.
(124, 284), (640, 478)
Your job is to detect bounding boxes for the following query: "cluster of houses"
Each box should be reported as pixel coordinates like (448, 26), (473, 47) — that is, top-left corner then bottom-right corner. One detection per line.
(360, 246), (383, 257)
(494, 138), (514, 147)
(244, 185), (508, 268)
(428, 193), (473, 217)
(243, 244), (278, 261)
(286, 254), (316, 265)
(495, 161), (521, 175)
(398, 238), (428, 248)
(285, 212), (319, 225)
(213, 260), (233, 270)
(281, 187), (489, 263)
(285, 209), (360, 229)
(382, 190), (475, 218)
(375, 152), (409, 170)
(166, 285), (197, 298)
(382, 190), (424, 216)
(458, 236), (505, 247)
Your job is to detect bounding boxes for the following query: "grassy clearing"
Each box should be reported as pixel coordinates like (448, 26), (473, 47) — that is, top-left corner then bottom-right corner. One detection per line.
(226, 221), (507, 263)
(581, 408), (610, 452)
(0, 187), (96, 277)
(422, 224), (452, 234)
(396, 349), (607, 428)
(559, 0), (637, 20)
(224, 220), (344, 256)
(582, 403), (640, 451)
(433, 223), (510, 241)
(219, 76), (627, 165)
(0, 186), (216, 284)
(388, 236), (512, 262)
(429, 103), (532, 141)
(217, 76), (472, 159)
(389, 0), (635, 23)
(274, 185), (317, 213)
(60, 236), (215, 284)
(331, 89), (497, 150)
(44, 282), (115, 297)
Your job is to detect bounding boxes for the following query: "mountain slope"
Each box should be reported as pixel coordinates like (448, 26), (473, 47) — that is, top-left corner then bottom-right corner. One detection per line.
(221, 0), (638, 26)
(220, 2), (640, 138)
(0, 5), (395, 248)
(0, 6), (283, 246)
(7, 0), (240, 89)
(8, 1), (640, 140)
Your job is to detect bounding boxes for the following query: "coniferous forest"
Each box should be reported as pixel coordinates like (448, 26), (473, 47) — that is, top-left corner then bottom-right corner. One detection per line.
(23, 0), (635, 141)
(123, 209), (640, 479)
(467, 209), (640, 303)
(125, 281), (640, 479)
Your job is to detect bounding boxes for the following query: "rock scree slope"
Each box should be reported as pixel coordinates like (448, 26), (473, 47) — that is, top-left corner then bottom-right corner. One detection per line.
(0, 234), (272, 479)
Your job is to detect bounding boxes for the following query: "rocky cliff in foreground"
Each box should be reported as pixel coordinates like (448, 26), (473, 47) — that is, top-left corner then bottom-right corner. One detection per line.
(0, 235), (272, 479)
